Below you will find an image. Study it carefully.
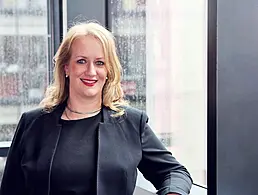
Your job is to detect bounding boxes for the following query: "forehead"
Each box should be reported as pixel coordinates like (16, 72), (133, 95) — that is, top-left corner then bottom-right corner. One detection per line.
(71, 35), (104, 57)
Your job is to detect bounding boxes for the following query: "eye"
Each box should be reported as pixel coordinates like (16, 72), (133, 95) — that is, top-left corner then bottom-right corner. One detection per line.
(77, 59), (86, 64)
(95, 61), (105, 66)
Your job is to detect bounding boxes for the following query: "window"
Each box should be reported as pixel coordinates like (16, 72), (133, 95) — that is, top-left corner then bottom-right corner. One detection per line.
(159, 133), (173, 147)
(116, 35), (146, 109)
(110, 0), (207, 188)
(0, 0), (48, 181)
(0, 157), (6, 182)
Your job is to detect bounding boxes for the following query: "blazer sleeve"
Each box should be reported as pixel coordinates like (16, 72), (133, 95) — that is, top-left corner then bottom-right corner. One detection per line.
(137, 111), (193, 195)
(0, 113), (27, 195)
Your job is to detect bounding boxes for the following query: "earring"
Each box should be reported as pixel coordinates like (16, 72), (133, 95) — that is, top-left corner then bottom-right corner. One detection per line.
(106, 76), (108, 80)
(65, 74), (68, 78)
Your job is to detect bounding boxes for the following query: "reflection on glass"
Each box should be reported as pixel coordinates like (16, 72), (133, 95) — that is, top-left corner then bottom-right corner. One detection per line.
(111, 0), (207, 187)
(0, 157), (6, 182)
(0, 1), (48, 141)
(111, 0), (146, 110)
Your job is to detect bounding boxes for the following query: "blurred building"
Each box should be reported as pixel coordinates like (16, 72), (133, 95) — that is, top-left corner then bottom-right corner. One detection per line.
(0, 0), (48, 140)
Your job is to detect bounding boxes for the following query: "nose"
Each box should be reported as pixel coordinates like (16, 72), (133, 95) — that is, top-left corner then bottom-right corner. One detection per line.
(85, 61), (96, 76)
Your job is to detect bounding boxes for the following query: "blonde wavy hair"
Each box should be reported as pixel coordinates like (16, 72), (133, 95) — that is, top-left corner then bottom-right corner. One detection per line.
(40, 22), (127, 116)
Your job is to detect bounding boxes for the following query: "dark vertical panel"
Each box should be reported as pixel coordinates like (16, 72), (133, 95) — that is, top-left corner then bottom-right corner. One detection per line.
(208, 0), (217, 194)
(47, 0), (63, 83)
(66, 0), (106, 27)
(105, 0), (112, 30)
(217, 0), (258, 194)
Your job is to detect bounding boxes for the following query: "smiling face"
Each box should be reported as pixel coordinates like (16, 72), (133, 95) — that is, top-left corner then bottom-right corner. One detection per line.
(65, 35), (108, 101)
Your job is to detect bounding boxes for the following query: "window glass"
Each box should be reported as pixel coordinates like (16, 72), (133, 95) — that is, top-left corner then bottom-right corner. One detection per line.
(0, 157), (6, 182)
(0, 0), (48, 141)
(111, 0), (207, 187)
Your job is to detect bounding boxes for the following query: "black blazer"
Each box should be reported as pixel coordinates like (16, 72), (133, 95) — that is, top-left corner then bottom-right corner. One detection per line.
(0, 102), (192, 195)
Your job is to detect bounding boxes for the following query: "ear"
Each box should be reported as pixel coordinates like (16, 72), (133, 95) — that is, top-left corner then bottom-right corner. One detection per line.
(64, 64), (69, 74)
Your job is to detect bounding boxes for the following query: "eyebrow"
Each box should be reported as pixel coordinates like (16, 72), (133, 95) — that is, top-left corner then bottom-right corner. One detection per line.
(96, 57), (104, 60)
(75, 55), (104, 60)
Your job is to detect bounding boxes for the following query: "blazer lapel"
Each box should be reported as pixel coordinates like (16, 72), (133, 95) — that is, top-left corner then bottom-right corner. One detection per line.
(96, 107), (127, 195)
(34, 103), (65, 194)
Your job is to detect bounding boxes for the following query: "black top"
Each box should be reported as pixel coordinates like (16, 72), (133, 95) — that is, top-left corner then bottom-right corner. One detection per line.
(50, 112), (102, 195)
(0, 104), (192, 195)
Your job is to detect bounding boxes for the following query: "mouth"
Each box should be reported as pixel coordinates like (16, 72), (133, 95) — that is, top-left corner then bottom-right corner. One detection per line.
(80, 78), (97, 87)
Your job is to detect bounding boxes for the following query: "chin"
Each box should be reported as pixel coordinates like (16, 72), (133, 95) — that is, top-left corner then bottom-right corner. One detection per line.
(82, 90), (101, 98)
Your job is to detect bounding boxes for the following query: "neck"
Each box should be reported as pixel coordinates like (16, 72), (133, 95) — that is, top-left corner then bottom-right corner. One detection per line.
(67, 95), (102, 113)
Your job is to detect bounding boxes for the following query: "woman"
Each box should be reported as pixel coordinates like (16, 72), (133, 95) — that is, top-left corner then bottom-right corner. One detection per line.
(0, 22), (192, 195)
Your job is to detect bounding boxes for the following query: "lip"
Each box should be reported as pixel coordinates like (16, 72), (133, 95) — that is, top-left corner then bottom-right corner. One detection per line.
(80, 78), (97, 87)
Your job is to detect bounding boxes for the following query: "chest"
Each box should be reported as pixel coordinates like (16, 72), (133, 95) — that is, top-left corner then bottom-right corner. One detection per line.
(21, 121), (142, 184)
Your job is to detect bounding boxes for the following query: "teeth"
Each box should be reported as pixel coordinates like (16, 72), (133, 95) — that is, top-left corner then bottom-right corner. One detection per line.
(82, 79), (96, 84)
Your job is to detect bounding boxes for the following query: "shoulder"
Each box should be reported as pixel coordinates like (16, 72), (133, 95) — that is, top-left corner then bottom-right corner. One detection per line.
(11, 107), (45, 143)
(105, 106), (150, 136)
(124, 106), (142, 117)
(121, 106), (149, 124)
(23, 107), (44, 118)
(124, 106), (148, 120)
(21, 106), (48, 125)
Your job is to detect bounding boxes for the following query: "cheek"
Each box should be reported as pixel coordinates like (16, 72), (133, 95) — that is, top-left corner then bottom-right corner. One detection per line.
(99, 70), (108, 82)
(97, 68), (107, 81)
(70, 64), (84, 76)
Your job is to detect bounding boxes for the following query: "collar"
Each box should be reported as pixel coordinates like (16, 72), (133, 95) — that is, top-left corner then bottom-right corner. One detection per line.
(42, 100), (124, 125)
